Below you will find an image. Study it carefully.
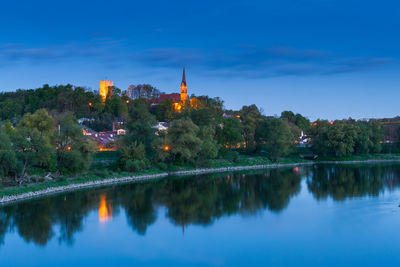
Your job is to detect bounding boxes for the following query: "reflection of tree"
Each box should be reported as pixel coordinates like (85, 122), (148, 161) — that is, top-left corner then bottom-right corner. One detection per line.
(12, 199), (55, 246)
(157, 168), (301, 227)
(120, 184), (157, 235)
(307, 165), (400, 201)
(3, 164), (400, 247)
(0, 210), (11, 246)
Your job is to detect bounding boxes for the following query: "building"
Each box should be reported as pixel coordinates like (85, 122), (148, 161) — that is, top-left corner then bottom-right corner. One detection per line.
(99, 80), (113, 102)
(152, 68), (191, 112)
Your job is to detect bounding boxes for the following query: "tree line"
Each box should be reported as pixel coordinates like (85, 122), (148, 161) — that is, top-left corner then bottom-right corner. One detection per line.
(0, 84), (399, 182)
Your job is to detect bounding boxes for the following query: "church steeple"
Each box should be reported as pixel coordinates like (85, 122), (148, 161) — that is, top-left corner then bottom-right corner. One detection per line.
(180, 67), (188, 101)
(181, 67), (186, 86)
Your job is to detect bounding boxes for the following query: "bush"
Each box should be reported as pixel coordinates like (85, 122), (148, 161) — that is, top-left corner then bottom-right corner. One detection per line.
(92, 169), (111, 178)
(124, 159), (149, 172)
(156, 162), (168, 171)
(57, 150), (85, 175)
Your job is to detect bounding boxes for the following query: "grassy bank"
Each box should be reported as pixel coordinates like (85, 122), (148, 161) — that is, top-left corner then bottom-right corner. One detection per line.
(316, 153), (400, 162)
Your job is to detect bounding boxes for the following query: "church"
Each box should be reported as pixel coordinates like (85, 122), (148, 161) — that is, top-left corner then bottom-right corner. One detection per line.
(153, 67), (194, 112)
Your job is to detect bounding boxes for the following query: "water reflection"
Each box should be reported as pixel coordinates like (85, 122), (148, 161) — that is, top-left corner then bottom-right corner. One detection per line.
(99, 194), (112, 223)
(0, 164), (400, 247)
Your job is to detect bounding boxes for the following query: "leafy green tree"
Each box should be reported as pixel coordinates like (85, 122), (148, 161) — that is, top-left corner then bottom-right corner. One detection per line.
(256, 118), (295, 161)
(326, 121), (359, 157)
(118, 141), (150, 172)
(12, 127), (56, 178)
(198, 126), (219, 163)
(55, 113), (97, 174)
(216, 117), (243, 149)
(281, 110), (310, 133)
(310, 120), (331, 156)
(0, 132), (17, 179)
(240, 105), (263, 153)
(18, 109), (55, 137)
(167, 118), (202, 163)
(153, 99), (175, 122)
(123, 100), (157, 157)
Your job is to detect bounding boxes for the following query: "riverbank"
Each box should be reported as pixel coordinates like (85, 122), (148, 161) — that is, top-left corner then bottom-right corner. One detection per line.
(2, 155), (400, 205)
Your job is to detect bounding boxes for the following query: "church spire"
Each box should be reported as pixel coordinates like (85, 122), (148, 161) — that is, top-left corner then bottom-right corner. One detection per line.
(181, 67), (186, 86)
(180, 67), (188, 102)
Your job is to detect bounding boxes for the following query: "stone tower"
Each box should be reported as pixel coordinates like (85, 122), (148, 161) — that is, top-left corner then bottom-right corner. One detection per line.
(99, 80), (113, 102)
(180, 67), (188, 102)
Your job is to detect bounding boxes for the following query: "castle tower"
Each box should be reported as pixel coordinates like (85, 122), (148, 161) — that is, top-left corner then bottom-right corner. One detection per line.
(99, 80), (113, 102)
(180, 67), (188, 102)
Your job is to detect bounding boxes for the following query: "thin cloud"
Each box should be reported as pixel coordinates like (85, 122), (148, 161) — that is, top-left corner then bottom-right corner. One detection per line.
(0, 41), (395, 78)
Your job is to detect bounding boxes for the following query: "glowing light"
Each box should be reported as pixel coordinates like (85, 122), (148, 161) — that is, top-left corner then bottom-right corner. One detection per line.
(164, 145), (170, 151)
(67, 146), (71, 151)
(99, 80), (113, 102)
(88, 102), (92, 107)
(99, 194), (112, 223)
(330, 121), (334, 125)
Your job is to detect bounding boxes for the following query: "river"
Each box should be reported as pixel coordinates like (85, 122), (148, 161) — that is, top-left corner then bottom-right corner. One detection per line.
(1, 163), (400, 266)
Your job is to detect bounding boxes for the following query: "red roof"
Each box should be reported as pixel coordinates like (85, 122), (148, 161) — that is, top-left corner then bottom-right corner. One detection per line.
(154, 93), (180, 104)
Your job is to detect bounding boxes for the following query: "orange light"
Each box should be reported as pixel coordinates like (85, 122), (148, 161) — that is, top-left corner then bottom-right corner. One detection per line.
(88, 102), (93, 107)
(99, 194), (112, 223)
(235, 115), (240, 118)
(164, 145), (170, 151)
(126, 100), (129, 103)
(67, 146), (71, 151)
(330, 121), (334, 125)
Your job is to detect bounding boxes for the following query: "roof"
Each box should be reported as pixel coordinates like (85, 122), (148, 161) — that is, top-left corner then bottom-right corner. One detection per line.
(153, 93), (180, 104)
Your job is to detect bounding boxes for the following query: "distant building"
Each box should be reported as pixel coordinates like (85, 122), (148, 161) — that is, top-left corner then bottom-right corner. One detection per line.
(152, 67), (195, 112)
(99, 80), (113, 102)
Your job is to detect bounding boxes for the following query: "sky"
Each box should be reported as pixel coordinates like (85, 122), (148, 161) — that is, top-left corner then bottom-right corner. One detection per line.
(0, 0), (399, 120)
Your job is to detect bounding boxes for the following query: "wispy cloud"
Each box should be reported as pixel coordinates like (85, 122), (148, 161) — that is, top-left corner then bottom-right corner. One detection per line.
(0, 40), (395, 78)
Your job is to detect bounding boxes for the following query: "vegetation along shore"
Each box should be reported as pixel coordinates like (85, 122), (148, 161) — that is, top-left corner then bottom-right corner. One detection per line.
(1, 82), (400, 203)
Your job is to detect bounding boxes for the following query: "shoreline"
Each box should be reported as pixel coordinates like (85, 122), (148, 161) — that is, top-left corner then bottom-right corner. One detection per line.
(1, 159), (400, 205)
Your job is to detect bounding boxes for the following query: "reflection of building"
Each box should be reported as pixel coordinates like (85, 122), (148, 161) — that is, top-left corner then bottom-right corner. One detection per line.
(153, 68), (194, 112)
(99, 80), (113, 102)
(99, 194), (112, 223)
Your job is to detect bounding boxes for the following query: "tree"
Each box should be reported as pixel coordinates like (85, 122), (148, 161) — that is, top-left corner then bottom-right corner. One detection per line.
(0, 132), (17, 179)
(310, 120), (331, 156)
(153, 99), (174, 122)
(127, 84), (161, 100)
(167, 118), (202, 163)
(240, 105), (263, 152)
(216, 117), (243, 149)
(55, 113), (96, 174)
(198, 126), (219, 163)
(12, 126), (56, 179)
(281, 110), (310, 133)
(326, 121), (358, 157)
(256, 118), (295, 161)
(18, 109), (55, 137)
(124, 100), (157, 157)
(118, 141), (150, 172)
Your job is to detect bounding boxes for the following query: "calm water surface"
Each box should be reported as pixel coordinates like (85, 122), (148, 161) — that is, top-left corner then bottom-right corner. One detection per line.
(1, 164), (400, 266)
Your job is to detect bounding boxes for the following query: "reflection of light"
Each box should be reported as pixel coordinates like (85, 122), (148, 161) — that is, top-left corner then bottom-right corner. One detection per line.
(99, 194), (112, 223)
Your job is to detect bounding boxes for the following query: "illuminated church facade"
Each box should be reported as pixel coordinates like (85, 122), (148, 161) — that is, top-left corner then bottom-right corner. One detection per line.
(153, 67), (196, 112)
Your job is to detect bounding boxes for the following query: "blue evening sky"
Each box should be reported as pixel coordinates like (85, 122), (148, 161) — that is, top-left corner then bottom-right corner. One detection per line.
(0, 0), (399, 120)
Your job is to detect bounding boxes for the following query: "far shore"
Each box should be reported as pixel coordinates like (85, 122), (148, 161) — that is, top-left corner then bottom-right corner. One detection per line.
(1, 158), (400, 205)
